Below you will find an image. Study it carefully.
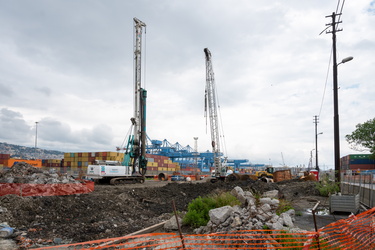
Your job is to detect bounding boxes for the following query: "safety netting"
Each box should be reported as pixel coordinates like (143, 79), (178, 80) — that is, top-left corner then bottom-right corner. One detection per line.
(32, 207), (375, 249)
(0, 181), (94, 196)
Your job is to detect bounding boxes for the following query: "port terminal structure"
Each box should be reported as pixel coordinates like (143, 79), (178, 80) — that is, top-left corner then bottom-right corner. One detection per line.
(145, 139), (265, 173)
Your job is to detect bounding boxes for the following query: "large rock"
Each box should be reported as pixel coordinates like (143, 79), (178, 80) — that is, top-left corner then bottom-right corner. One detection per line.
(280, 212), (294, 227)
(0, 239), (18, 250)
(209, 206), (233, 225)
(263, 190), (279, 199)
(164, 216), (182, 231)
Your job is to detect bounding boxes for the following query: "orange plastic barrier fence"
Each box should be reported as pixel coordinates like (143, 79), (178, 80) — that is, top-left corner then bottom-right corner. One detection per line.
(0, 181), (94, 196)
(32, 207), (375, 250)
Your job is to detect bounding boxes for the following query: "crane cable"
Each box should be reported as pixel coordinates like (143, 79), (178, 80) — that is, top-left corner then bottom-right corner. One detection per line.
(215, 84), (228, 159)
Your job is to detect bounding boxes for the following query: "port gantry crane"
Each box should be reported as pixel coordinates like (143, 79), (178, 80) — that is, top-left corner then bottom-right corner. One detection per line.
(204, 48), (227, 182)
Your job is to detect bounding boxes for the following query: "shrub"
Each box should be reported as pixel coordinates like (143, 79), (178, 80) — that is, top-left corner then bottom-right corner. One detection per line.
(183, 192), (240, 228)
(315, 175), (340, 197)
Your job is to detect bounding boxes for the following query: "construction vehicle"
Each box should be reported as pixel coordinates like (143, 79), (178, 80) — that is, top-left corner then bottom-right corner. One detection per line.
(86, 18), (148, 185)
(257, 166), (292, 182)
(255, 168), (274, 179)
(204, 48), (229, 182)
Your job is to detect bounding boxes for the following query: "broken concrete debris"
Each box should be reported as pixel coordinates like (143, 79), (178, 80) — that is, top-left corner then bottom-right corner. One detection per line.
(0, 162), (80, 184)
(193, 186), (302, 234)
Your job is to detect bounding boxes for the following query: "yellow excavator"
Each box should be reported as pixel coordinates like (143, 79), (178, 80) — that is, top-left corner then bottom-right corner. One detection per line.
(255, 167), (274, 179)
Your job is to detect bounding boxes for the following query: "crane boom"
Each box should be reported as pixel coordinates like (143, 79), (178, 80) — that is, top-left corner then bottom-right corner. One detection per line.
(204, 48), (225, 179)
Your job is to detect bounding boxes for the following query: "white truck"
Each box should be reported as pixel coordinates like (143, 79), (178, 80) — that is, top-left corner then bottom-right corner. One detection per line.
(86, 161), (144, 184)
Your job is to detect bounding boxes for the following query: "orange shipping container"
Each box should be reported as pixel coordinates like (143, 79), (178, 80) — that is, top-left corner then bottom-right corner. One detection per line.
(6, 159), (42, 168)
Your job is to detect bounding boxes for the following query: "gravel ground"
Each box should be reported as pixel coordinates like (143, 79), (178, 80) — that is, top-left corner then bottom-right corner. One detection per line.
(0, 177), (349, 249)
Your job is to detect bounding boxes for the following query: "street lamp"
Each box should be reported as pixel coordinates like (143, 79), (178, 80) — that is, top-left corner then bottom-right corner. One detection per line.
(333, 55), (353, 183)
(35, 122), (39, 148)
(35, 122), (38, 159)
(338, 56), (354, 65)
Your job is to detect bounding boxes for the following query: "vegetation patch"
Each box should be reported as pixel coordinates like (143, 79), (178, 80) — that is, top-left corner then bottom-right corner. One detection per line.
(275, 199), (294, 215)
(182, 192), (240, 228)
(315, 175), (340, 197)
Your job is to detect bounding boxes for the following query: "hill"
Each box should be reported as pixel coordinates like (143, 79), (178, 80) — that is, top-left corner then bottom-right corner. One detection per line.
(0, 142), (64, 159)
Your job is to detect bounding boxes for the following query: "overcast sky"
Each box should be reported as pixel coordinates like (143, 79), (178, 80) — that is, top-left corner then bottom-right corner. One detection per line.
(0, 0), (374, 169)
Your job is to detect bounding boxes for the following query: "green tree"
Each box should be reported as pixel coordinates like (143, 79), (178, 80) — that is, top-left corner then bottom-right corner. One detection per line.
(345, 118), (375, 158)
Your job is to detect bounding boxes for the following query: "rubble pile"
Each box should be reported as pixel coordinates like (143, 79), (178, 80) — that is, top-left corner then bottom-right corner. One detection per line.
(0, 162), (79, 184)
(194, 186), (303, 234)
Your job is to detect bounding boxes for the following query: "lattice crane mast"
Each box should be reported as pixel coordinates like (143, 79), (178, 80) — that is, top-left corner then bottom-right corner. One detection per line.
(204, 48), (226, 180)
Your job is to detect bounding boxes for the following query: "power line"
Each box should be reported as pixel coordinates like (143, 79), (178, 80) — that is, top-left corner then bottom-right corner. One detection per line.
(318, 47), (332, 117)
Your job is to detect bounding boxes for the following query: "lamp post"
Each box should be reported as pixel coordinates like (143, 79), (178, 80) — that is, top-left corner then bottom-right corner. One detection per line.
(333, 56), (353, 183)
(35, 122), (39, 148)
(34, 121), (39, 159)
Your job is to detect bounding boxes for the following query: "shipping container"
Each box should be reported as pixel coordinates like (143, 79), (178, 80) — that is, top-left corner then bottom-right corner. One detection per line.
(348, 164), (375, 171)
(5, 159), (42, 168)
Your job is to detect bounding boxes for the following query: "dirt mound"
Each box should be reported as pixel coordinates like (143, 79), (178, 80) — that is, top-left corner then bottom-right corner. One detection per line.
(0, 178), (322, 248)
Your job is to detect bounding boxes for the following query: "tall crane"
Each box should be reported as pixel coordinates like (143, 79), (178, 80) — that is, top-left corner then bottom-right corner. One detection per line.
(204, 48), (227, 181)
(86, 17), (148, 184)
(126, 17), (148, 176)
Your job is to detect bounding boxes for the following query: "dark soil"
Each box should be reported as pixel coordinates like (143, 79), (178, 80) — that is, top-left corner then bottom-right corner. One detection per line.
(0, 178), (330, 249)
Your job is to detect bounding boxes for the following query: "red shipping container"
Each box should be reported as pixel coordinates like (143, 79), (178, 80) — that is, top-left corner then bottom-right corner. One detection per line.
(349, 164), (375, 170)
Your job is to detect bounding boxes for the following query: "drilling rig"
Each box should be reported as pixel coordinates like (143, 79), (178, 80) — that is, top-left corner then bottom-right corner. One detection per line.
(204, 48), (228, 182)
(86, 18), (148, 184)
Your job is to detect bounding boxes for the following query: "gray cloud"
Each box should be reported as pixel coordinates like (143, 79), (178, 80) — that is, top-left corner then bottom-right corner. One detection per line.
(0, 108), (32, 143)
(0, 0), (374, 168)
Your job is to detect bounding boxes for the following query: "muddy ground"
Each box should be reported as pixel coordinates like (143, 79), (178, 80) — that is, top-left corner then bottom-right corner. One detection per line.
(0, 178), (343, 249)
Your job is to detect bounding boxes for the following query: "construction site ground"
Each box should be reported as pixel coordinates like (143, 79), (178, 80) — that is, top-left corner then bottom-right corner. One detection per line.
(0, 178), (350, 248)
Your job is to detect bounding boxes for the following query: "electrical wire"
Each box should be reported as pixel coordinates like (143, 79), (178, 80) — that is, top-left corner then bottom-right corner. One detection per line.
(318, 47), (333, 117)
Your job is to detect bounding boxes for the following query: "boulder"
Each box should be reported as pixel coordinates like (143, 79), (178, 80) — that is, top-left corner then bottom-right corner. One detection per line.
(209, 206), (233, 225)
(164, 216), (182, 231)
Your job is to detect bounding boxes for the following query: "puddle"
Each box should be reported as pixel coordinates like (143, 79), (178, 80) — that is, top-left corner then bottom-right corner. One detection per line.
(305, 208), (330, 215)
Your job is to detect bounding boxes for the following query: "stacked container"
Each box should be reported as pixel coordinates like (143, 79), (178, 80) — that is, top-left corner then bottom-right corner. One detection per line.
(0, 154), (10, 168)
(341, 154), (375, 171)
(41, 159), (62, 168)
(63, 151), (124, 176)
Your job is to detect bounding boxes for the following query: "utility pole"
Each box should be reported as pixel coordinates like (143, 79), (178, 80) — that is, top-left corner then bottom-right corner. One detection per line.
(313, 115), (320, 172)
(326, 12), (342, 183)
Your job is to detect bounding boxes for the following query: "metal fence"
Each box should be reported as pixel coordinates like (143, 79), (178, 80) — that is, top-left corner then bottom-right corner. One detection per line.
(341, 170), (375, 208)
